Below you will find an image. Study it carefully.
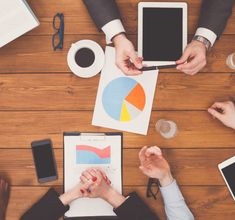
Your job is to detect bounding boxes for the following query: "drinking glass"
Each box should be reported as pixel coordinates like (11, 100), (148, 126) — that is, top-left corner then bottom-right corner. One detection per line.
(155, 119), (178, 139)
(226, 53), (235, 70)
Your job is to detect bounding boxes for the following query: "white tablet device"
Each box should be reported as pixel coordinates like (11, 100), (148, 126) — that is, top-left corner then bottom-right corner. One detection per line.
(138, 2), (187, 66)
(218, 156), (235, 201)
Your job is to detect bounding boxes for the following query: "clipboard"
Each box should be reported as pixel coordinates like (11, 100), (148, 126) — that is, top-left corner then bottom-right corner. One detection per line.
(63, 132), (123, 219)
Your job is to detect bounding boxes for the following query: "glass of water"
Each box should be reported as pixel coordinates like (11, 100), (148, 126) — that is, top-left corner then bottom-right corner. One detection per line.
(155, 119), (178, 139)
(226, 53), (235, 70)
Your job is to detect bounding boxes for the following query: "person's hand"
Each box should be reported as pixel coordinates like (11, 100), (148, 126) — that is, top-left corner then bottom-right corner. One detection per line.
(139, 146), (173, 187)
(113, 33), (143, 75)
(176, 40), (207, 75)
(80, 168), (126, 208)
(208, 101), (235, 129)
(80, 168), (112, 199)
(59, 180), (92, 205)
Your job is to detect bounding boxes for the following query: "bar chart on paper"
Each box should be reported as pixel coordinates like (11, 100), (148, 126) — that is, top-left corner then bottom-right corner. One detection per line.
(76, 145), (111, 164)
(102, 77), (146, 122)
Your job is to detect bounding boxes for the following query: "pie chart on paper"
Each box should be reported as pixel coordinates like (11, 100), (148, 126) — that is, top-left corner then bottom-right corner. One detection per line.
(102, 77), (146, 122)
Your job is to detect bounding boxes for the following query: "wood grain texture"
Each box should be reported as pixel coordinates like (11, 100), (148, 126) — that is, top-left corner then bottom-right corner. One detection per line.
(26, 0), (235, 35)
(0, 0), (235, 219)
(0, 73), (235, 111)
(0, 35), (234, 73)
(6, 186), (235, 220)
(0, 149), (234, 186)
(0, 111), (234, 149)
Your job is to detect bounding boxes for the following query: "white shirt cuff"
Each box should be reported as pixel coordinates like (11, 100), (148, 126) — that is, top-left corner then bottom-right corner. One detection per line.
(195, 27), (217, 47)
(101, 19), (125, 44)
(160, 180), (184, 204)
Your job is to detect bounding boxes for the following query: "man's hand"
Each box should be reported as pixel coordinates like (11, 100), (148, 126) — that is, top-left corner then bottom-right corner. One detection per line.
(208, 101), (235, 129)
(113, 33), (143, 75)
(139, 146), (173, 187)
(176, 40), (207, 75)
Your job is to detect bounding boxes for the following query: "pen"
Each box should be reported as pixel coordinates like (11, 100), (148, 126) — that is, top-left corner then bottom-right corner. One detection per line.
(140, 64), (177, 71)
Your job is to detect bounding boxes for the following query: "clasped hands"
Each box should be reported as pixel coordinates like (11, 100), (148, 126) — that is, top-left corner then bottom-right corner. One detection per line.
(60, 146), (174, 207)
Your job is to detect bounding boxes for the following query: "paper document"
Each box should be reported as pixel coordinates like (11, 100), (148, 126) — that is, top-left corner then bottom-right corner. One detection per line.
(64, 133), (122, 218)
(92, 46), (158, 135)
(0, 0), (39, 47)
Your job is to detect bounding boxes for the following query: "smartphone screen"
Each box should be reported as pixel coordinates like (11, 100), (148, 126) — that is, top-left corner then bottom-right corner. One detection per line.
(221, 162), (235, 197)
(32, 140), (57, 182)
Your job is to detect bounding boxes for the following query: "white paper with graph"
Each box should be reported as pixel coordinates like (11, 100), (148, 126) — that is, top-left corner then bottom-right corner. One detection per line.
(64, 133), (122, 218)
(92, 46), (158, 135)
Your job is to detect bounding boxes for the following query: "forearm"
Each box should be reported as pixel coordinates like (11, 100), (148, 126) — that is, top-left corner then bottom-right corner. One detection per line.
(160, 180), (195, 220)
(83, 0), (121, 29)
(198, 0), (234, 38)
(102, 188), (126, 209)
(59, 190), (80, 206)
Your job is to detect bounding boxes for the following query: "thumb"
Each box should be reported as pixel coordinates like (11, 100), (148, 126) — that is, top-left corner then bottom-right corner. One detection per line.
(129, 51), (143, 69)
(176, 49), (191, 65)
(208, 108), (223, 121)
(139, 166), (150, 174)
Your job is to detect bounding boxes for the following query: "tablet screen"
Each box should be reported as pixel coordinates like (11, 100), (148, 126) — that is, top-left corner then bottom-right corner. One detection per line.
(143, 8), (183, 61)
(222, 162), (235, 196)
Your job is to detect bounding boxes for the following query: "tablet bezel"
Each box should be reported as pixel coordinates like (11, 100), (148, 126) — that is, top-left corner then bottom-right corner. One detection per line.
(218, 156), (235, 201)
(138, 2), (188, 66)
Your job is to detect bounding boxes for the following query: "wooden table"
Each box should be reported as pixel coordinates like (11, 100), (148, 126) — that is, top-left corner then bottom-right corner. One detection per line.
(0, 0), (235, 219)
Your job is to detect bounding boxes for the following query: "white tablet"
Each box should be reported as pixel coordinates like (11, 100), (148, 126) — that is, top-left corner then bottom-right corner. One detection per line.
(138, 2), (187, 66)
(218, 156), (235, 201)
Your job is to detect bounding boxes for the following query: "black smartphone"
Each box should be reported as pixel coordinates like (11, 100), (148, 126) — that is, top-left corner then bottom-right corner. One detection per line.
(31, 139), (58, 183)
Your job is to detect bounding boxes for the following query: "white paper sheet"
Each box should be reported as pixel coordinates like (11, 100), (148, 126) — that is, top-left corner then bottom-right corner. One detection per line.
(92, 46), (159, 135)
(64, 134), (122, 217)
(0, 0), (39, 47)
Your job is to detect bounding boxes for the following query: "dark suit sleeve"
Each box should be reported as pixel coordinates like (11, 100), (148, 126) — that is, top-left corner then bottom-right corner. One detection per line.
(198, 0), (234, 37)
(114, 192), (160, 220)
(83, 0), (121, 29)
(20, 188), (69, 220)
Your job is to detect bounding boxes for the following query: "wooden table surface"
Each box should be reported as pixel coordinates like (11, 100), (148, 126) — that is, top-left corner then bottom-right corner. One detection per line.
(0, 0), (235, 219)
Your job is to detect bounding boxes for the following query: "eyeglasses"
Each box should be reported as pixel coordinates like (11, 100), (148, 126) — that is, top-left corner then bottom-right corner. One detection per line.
(52, 13), (64, 51)
(146, 178), (160, 200)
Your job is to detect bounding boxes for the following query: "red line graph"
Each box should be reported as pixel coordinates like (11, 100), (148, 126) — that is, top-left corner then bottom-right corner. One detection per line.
(76, 145), (111, 159)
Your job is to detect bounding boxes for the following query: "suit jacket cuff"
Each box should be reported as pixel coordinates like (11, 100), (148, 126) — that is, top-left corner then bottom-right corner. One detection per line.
(102, 19), (125, 44)
(20, 188), (69, 220)
(195, 27), (217, 46)
(114, 192), (158, 220)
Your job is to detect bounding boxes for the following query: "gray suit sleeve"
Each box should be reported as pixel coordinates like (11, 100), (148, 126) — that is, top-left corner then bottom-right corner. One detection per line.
(198, 0), (234, 38)
(83, 0), (121, 30)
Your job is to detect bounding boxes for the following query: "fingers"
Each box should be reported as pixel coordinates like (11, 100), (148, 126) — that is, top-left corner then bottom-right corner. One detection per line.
(129, 51), (143, 70)
(208, 101), (235, 121)
(96, 169), (111, 184)
(207, 108), (223, 120)
(177, 55), (206, 75)
(80, 175), (89, 184)
(145, 146), (162, 157)
(117, 60), (142, 76)
(176, 41), (207, 75)
(138, 146), (148, 163)
(211, 101), (234, 110)
(81, 170), (93, 182)
(176, 48), (191, 64)
(210, 102), (227, 110)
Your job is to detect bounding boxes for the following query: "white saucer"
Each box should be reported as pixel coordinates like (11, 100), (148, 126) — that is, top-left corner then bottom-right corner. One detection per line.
(67, 40), (105, 78)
